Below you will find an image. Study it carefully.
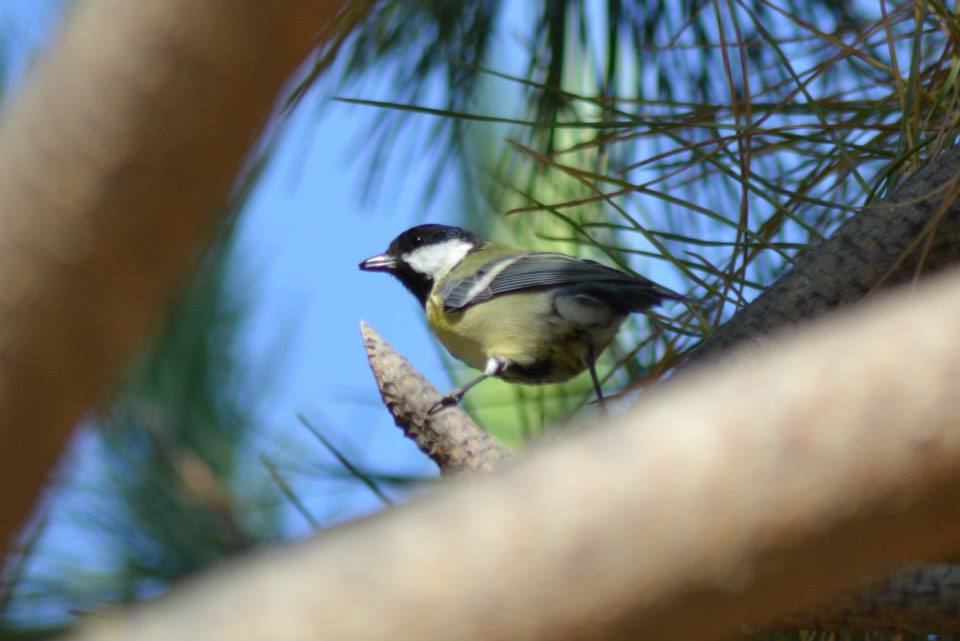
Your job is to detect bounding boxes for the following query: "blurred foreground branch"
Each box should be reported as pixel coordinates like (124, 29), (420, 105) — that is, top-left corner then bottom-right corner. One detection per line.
(64, 263), (960, 641)
(0, 0), (345, 551)
(688, 144), (960, 364)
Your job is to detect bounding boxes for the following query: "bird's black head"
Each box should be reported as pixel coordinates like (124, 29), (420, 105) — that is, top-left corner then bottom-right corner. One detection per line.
(359, 224), (484, 306)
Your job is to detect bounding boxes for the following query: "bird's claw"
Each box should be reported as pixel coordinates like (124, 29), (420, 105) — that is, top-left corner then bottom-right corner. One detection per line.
(427, 394), (461, 415)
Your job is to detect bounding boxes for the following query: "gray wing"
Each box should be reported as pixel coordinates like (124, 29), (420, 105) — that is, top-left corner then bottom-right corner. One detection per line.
(441, 253), (680, 312)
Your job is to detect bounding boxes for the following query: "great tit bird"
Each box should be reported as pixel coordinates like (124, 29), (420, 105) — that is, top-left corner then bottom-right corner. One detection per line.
(359, 224), (684, 410)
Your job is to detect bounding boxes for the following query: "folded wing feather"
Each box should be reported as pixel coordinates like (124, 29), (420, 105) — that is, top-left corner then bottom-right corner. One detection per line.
(441, 253), (678, 313)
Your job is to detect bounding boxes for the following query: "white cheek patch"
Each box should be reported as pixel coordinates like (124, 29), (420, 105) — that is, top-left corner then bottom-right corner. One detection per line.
(403, 240), (474, 280)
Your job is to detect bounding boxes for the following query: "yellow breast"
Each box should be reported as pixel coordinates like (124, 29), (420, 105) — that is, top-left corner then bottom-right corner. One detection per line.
(426, 291), (623, 384)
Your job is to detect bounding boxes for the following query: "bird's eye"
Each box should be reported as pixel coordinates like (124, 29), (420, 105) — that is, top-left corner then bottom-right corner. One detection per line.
(415, 235), (422, 243)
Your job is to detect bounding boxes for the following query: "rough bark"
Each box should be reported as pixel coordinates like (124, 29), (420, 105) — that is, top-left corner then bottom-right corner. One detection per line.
(361, 322), (511, 474)
(61, 265), (960, 641)
(689, 143), (960, 363)
(0, 0), (345, 552)
(784, 564), (960, 633)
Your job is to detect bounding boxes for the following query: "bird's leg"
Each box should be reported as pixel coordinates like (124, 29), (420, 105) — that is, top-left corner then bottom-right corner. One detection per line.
(429, 357), (505, 414)
(585, 342), (608, 414)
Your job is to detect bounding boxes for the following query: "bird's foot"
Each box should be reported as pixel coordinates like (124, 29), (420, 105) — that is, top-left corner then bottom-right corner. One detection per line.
(427, 393), (462, 415)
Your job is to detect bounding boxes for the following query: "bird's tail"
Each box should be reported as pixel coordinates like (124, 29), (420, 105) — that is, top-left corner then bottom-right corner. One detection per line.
(625, 280), (693, 311)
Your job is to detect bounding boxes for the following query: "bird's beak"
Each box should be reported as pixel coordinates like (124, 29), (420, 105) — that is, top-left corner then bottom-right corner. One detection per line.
(359, 253), (397, 272)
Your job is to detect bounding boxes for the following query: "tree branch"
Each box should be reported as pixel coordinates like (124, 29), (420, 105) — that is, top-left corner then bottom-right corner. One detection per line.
(689, 143), (960, 363)
(0, 0), (345, 551)
(784, 564), (960, 633)
(361, 322), (511, 474)
(63, 265), (960, 641)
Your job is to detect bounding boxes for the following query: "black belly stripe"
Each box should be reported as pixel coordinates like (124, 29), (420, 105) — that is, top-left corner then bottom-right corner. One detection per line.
(501, 358), (555, 383)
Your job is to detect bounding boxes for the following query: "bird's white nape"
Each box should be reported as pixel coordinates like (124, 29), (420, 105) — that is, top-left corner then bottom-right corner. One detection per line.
(402, 239), (474, 280)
